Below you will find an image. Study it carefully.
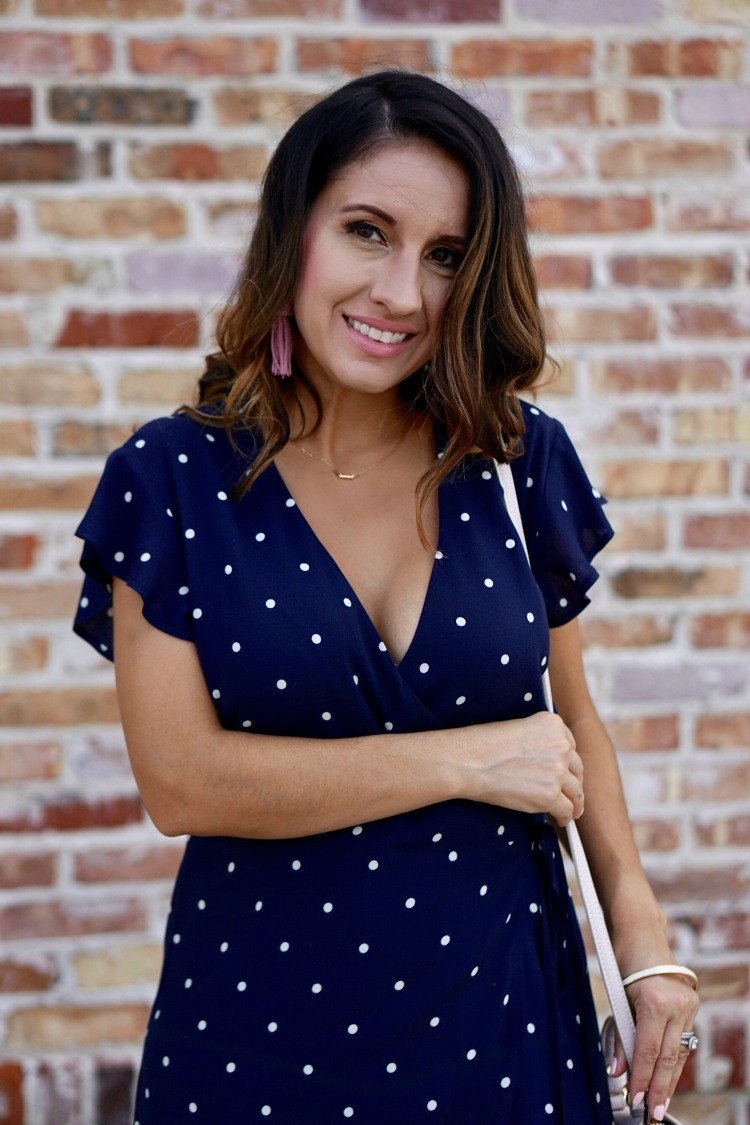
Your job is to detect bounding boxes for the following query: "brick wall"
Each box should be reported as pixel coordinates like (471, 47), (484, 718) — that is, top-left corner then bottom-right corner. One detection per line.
(1, 0), (748, 1121)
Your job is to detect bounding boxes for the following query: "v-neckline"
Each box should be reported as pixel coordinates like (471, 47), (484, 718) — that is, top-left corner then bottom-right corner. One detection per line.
(269, 445), (445, 671)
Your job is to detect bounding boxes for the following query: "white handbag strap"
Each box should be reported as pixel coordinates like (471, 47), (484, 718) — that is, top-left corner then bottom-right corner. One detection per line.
(496, 459), (637, 1065)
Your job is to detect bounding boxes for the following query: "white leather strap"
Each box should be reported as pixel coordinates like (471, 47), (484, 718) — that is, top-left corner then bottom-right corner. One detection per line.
(495, 459), (637, 1066)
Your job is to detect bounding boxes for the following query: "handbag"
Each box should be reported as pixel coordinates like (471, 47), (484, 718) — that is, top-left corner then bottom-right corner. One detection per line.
(496, 459), (684, 1125)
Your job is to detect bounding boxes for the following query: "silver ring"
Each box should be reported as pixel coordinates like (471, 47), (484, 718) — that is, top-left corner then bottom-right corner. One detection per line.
(681, 1030), (699, 1051)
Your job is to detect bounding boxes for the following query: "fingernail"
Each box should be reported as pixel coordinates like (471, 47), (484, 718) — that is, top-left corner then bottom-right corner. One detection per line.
(608, 1057), (617, 1075)
(631, 1092), (644, 1108)
(653, 1106), (666, 1122)
(666, 1097), (671, 1111)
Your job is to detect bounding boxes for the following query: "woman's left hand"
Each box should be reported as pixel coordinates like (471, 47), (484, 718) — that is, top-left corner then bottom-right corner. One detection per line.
(609, 973), (700, 1120)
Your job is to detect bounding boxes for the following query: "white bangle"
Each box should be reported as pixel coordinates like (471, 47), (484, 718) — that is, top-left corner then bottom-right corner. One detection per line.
(621, 964), (698, 991)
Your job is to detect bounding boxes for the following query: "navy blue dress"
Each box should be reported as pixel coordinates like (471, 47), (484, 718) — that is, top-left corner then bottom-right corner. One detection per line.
(72, 400), (615, 1124)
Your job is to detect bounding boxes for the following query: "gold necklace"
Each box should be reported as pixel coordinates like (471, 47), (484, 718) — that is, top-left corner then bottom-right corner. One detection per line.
(293, 428), (410, 480)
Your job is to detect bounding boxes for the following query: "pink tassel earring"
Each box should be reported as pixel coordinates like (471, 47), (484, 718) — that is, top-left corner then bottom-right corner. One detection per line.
(271, 305), (293, 378)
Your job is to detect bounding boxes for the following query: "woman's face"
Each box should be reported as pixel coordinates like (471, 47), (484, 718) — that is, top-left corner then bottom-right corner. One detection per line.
(291, 141), (470, 399)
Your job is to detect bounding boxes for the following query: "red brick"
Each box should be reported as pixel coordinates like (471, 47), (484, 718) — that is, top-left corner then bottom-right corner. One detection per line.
(0, 360), (99, 406)
(711, 1020), (746, 1087)
(648, 864), (749, 903)
(692, 964), (748, 1001)
(296, 37), (432, 74)
(610, 37), (742, 77)
(0, 741), (60, 782)
(696, 712), (750, 748)
(0, 86), (32, 127)
(213, 86), (320, 127)
(129, 35), (276, 76)
(683, 910), (750, 952)
(128, 142), (266, 181)
(7, 1003), (149, 1049)
(606, 715), (679, 751)
(605, 513), (666, 552)
(452, 37), (592, 77)
(200, 0), (340, 9)
(598, 139), (733, 179)
(696, 814), (750, 848)
(35, 1058), (84, 1124)
(591, 356), (730, 394)
(527, 193), (653, 233)
(0, 418), (35, 455)
(581, 615), (674, 648)
(0, 312), (27, 346)
(674, 405), (750, 443)
(670, 303), (750, 337)
(48, 85), (195, 126)
(0, 204), (17, 238)
(610, 565), (737, 599)
(55, 309), (199, 347)
(0, 256), (107, 294)
(0, 794), (142, 834)
(0, 897), (147, 941)
(632, 818), (680, 852)
(610, 253), (733, 288)
(666, 195), (750, 232)
(0, 685), (119, 723)
(526, 87), (659, 126)
(600, 458), (728, 498)
(690, 613), (750, 648)
(590, 409), (659, 445)
(545, 305), (656, 343)
(38, 0), (183, 12)
(74, 844), (183, 883)
(36, 195), (186, 239)
(682, 764), (750, 803)
(533, 254), (591, 289)
(0, 532), (40, 568)
(0, 636), (50, 675)
(0, 851), (57, 889)
(684, 513), (750, 548)
(0, 32), (112, 76)
(361, 0), (496, 16)
(0, 1063), (23, 1125)
(95, 1059), (136, 1125)
(0, 141), (82, 182)
(0, 956), (57, 993)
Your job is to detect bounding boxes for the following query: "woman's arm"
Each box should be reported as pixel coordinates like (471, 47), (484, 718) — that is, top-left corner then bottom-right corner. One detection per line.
(549, 616), (699, 1119)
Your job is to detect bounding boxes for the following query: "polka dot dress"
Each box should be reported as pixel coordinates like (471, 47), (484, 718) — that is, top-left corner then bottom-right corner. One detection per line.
(73, 400), (615, 1124)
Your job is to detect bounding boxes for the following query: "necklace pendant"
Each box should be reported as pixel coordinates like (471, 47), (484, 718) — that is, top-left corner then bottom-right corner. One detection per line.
(337, 472), (358, 480)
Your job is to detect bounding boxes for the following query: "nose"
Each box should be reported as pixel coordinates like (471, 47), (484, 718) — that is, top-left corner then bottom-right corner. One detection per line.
(368, 251), (422, 320)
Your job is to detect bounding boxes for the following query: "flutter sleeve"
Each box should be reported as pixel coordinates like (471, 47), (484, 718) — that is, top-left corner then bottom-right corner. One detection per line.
(512, 405), (615, 628)
(72, 426), (194, 662)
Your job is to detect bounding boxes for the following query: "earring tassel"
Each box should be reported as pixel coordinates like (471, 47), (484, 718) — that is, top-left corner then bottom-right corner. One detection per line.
(271, 307), (293, 378)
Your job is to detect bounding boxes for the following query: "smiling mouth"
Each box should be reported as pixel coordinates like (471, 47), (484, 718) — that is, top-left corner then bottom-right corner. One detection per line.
(344, 316), (415, 345)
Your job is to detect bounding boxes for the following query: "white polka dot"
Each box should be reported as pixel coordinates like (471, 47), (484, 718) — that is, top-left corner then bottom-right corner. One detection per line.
(405, 897), (416, 908)
(292, 860), (301, 870)
(467, 1049), (477, 1060)
(378, 641), (387, 652)
(347, 1024), (358, 1034)
(114, 550), (125, 562)
(386, 1062), (397, 1073)
(268, 1021), (278, 1031)
(343, 1109), (353, 1118)
(530, 406), (540, 415)
(285, 497), (296, 507)
(456, 695), (466, 706)
(501, 653), (510, 665)
(237, 981), (247, 992)
(242, 719), (251, 727)
(505, 538), (515, 549)
(322, 711), (331, 721)
(353, 674), (359, 685)
(484, 578), (493, 587)
(497, 825), (505, 835)
(198, 1019), (207, 1029)
(460, 512), (470, 522)
(343, 597), (352, 606)
(276, 679), (287, 690)
(185, 528), (195, 539)
(189, 1103), (197, 1113)
(560, 597), (568, 607)
(172, 933), (181, 944)
(456, 616), (466, 627)
(212, 688), (221, 699)
(217, 491), (227, 501)
(256, 532), (266, 541)
(503, 993), (509, 1005)
(166, 508), (172, 517)
(566, 1058), (574, 1069)
(184, 977), (192, 988)
(178, 453), (188, 463)
(139, 552), (151, 562)
(368, 860), (379, 870)
(561, 500), (568, 511)
(593, 487), (601, 499)
(440, 934), (450, 946)
(359, 943), (369, 953)
(529, 902), (538, 913)
(419, 662), (429, 673)
(255, 900), (263, 911)
(265, 598), (276, 608)
(448, 850), (458, 861)
(231, 641), (241, 653)
(193, 607), (202, 619)
(526, 477), (533, 488)
(206, 433), (215, 442)
(227, 862), (235, 872)
(135, 439), (145, 448)
(427, 1101), (437, 1112)
(220, 941), (229, 952)
(280, 941), (289, 952)
(430, 1017), (440, 1027)
(524, 692), (533, 702)
(545, 1105), (554, 1115)
(226, 1062), (235, 1073)
(432, 833), (442, 842)
(162, 1056), (170, 1066)
(224, 564), (232, 575)
(80, 596), (89, 608)
(323, 902), (333, 913)
(480, 885), (487, 896)
(541, 655), (547, 667)
(501, 1076), (511, 1088)
(384, 721), (393, 731)
(482, 470), (492, 480)
(576, 1013), (581, 1024)
(527, 1022), (535, 1033)
(526, 612), (534, 622)
(311, 983), (322, 995)
(435, 550), (443, 559)
(303, 1065), (313, 1075)
(123, 492), (132, 503)
(394, 980), (404, 990)
(352, 825), (363, 835)
(300, 562), (310, 571)
(261, 1108), (271, 1117)
(312, 633), (322, 644)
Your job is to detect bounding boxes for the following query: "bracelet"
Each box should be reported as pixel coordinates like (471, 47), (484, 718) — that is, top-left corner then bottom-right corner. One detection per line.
(621, 964), (699, 991)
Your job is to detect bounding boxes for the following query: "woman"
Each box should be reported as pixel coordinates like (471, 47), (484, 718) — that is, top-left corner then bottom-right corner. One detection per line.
(73, 70), (699, 1123)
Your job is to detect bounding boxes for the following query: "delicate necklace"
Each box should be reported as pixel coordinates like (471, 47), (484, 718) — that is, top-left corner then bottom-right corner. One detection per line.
(293, 427), (411, 480)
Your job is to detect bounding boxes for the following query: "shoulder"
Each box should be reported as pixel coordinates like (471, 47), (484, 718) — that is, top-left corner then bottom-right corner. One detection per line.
(511, 399), (563, 487)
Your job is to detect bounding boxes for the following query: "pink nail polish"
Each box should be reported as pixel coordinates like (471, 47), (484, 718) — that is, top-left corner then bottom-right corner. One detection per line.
(654, 1106), (666, 1122)
(631, 1092), (644, 1109)
(666, 1097), (671, 1111)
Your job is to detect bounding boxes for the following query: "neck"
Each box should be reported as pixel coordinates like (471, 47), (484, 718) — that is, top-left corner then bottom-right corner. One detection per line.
(287, 383), (417, 467)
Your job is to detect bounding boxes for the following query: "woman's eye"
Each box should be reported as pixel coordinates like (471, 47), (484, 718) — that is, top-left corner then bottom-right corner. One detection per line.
(345, 220), (384, 243)
(431, 246), (463, 270)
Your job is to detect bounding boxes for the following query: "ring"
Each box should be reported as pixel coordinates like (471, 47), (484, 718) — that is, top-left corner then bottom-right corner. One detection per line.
(681, 1030), (699, 1051)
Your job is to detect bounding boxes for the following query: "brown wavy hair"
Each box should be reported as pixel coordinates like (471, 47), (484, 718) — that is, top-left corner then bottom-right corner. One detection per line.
(174, 68), (547, 545)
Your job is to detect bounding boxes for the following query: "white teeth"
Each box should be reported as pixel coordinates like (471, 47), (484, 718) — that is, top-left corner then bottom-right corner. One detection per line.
(348, 317), (408, 345)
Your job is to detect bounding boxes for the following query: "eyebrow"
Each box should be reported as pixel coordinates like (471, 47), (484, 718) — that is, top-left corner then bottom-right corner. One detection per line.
(339, 203), (467, 247)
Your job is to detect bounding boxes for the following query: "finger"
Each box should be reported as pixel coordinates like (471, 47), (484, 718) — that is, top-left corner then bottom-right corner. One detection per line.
(550, 794), (575, 828)
(642, 1018), (685, 1120)
(567, 749), (584, 782)
(561, 776), (584, 819)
